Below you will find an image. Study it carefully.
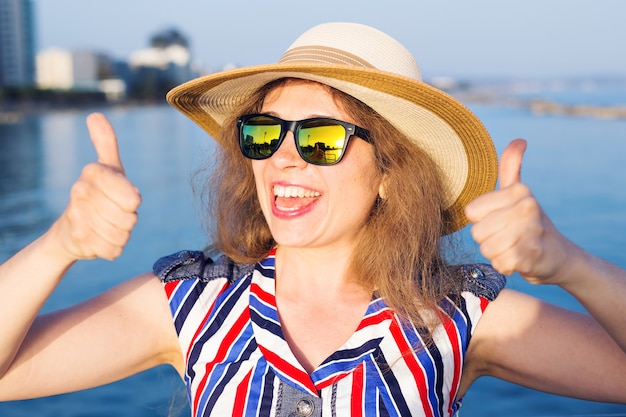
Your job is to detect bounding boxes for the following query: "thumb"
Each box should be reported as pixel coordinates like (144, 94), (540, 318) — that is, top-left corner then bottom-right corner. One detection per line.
(86, 113), (125, 175)
(499, 138), (527, 189)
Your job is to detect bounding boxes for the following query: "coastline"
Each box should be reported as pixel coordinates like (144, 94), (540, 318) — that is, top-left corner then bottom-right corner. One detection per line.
(454, 91), (626, 120)
(0, 98), (168, 124)
(2, 86), (626, 125)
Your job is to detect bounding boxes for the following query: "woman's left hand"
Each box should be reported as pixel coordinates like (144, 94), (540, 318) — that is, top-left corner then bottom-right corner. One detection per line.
(464, 139), (577, 285)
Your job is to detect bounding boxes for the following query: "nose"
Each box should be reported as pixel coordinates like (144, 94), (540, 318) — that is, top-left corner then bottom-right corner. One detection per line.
(271, 131), (306, 168)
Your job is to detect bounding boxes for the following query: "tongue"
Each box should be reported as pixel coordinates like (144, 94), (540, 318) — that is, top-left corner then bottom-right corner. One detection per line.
(275, 196), (317, 210)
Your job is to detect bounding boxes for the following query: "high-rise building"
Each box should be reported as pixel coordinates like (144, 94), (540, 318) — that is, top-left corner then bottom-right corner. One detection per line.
(0, 0), (36, 89)
(127, 28), (197, 99)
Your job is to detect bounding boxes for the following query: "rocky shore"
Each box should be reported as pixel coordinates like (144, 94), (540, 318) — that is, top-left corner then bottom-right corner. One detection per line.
(453, 91), (626, 120)
(2, 84), (626, 124)
(527, 100), (626, 119)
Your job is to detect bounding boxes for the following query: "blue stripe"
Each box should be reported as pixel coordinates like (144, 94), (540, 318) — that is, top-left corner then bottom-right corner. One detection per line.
(170, 279), (204, 333)
(449, 295), (472, 415)
(258, 256), (276, 270)
(374, 348), (412, 417)
(365, 298), (388, 315)
(364, 358), (399, 417)
(249, 293), (280, 324)
(442, 295), (471, 351)
(313, 338), (382, 382)
(258, 366), (276, 417)
(454, 295), (472, 349)
(377, 387), (392, 417)
(249, 308), (283, 338)
(186, 274), (251, 381)
(362, 362), (382, 416)
(245, 358), (273, 416)
(414, 323), (445, 417)
(199, 334), (257, 416)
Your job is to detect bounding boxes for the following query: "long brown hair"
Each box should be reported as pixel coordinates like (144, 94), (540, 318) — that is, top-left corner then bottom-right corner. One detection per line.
(197, 78), (462, 330)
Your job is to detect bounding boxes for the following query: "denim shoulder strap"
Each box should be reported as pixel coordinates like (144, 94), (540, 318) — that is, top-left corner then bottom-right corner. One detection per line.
(153, 250), (255, 283)
(459, 263), (506, 301)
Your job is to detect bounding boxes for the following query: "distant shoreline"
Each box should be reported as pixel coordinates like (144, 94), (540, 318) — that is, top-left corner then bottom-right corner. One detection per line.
(2, 92), (626, 125)
(0, 98), (168, 124)
(454, 91), (626, 120)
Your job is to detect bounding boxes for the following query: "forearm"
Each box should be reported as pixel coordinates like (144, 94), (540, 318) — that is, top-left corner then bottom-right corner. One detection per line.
(558, 244), (626, 353)
(0, 223), (76, 376)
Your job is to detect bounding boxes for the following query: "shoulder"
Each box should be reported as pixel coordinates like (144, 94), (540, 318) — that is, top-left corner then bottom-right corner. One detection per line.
(455, 263), (506, 301)
(153, 250), (255, 284)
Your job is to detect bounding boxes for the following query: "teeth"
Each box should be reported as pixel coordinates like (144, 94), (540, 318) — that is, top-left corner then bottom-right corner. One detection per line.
(274, 185), (321, 198)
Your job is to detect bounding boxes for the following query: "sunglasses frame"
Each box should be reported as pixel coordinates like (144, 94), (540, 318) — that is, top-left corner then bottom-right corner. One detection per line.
(237, 113), (372, 166)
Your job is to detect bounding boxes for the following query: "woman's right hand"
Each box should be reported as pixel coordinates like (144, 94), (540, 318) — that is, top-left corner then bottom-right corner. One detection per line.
(51, 113), (142, 262)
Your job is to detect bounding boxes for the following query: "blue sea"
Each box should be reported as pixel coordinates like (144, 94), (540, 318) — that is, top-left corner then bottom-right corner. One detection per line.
(0, 84), (625, 416)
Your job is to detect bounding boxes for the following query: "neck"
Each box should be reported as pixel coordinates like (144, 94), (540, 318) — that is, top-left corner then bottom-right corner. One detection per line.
(274, 244), (370, 298)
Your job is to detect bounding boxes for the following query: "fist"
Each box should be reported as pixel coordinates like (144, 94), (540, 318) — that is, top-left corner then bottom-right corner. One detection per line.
(465, 139), (571, 284)
(54, 113), (141, 261)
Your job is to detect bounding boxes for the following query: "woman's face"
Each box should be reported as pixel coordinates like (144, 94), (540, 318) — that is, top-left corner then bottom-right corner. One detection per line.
(251, 81), (384, 252)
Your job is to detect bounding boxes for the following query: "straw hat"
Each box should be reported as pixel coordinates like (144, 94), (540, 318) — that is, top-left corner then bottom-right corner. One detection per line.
(167, 22), (498, 233)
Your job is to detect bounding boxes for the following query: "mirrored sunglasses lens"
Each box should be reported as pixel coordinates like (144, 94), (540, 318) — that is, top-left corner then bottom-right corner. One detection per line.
(241, 116), (282, 159)
(297, 121), (346, 165)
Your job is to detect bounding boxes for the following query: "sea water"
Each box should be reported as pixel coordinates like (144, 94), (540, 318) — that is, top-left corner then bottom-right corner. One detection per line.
(0, 93), (625, 416)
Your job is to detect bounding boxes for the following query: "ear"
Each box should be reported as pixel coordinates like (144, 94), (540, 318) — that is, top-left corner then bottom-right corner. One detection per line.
(378, 174), (388, 200)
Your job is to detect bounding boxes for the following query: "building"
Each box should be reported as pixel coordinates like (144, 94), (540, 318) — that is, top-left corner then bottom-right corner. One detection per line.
(37, 48), (109, 91)
(0, 0), (35, 89)
(127, 28), (197, 99)
(36, 48), (127, 100)
(32, 25), (197, 102)
(36, 47), (73, 89)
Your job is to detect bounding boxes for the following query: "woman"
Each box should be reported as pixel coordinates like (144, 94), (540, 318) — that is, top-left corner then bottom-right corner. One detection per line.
(0, 22), (625, 416)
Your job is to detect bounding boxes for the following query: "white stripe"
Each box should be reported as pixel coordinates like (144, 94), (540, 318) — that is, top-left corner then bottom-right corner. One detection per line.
(177, 278), (228, 358)
(377, 329), (430, 417)
(461, 291), (485, 335)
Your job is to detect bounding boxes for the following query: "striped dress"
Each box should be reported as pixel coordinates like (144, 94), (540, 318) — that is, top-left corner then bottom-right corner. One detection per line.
(153, 249), (505, 417)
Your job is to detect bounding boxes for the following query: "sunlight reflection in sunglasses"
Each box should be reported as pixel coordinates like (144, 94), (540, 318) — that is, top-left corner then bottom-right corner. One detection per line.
(238, 114), (368, 166)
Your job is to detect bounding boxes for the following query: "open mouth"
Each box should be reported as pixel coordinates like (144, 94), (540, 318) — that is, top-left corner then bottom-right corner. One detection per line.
(273, 184), (321, 212)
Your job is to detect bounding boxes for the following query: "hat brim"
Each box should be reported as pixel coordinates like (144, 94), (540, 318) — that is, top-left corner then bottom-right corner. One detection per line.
(167, 63), (498, 234)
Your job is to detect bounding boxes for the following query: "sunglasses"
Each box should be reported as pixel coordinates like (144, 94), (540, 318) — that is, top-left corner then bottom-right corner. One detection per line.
(237, 114), (372, 166)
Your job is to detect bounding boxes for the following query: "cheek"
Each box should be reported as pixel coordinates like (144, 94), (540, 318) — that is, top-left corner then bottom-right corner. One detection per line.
(353, 146), (383, 195)
(251, 160), (265, 186)
(337, 158), (382, 209)
(251, 161), (270, 206)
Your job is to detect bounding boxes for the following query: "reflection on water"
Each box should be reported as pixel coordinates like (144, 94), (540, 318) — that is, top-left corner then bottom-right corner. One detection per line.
(0, 106), (213, 265)
(0, 119), (55, 256)
(0, 112), (107, 259)
(0, 118), (42, 194)
(40, 114), (87, 197)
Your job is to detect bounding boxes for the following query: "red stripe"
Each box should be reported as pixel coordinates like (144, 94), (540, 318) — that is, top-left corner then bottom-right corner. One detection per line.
(440, 311), (462, 416)
(192, 305), (250, 413)
(164, 281), (178, 298)
(257, 344), (317, 395)
(315, 370), (352, 391)
(357, 308), (394, 330)
(232, 369), (253, 417)
(186, 282), (229, 362)
(250, 282), (274, 306)
(350, 363), (365, 417)
(389, 317), (435, 417)
(479, 296), (489, 312)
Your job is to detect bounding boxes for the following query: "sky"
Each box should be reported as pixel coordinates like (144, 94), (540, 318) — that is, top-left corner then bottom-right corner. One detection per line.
(35, 0), (626, 79)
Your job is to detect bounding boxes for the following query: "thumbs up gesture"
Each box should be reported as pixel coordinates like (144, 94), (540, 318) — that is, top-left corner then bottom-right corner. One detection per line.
(465, 139), (575, 285)
(52, 113), (142, 261)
